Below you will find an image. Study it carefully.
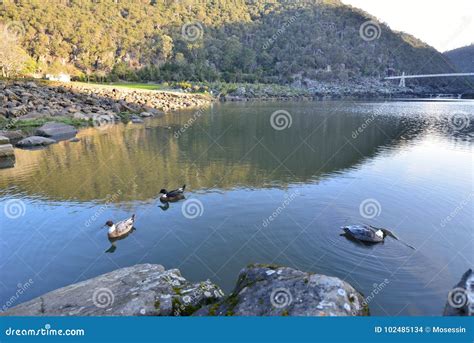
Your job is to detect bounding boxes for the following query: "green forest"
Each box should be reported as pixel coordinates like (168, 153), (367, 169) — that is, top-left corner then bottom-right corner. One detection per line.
(0, 0), (455, 83)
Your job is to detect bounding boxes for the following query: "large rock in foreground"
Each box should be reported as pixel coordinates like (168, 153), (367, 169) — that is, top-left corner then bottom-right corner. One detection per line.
(194, 264), (368, 316)
(16, 136), (56, 148)
(36, 122), (77, 139)
(444, 269), (473, 316)
(3, 264), (224, 316)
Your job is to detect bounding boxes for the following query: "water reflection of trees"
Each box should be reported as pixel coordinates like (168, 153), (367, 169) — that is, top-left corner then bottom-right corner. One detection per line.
(0, 103), (425, 202)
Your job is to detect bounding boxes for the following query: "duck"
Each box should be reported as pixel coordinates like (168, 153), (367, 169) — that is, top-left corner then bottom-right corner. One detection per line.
(159, 185), (186, 202)
(341, 224), (386, 243)
(105, 214), (135, 239)
(341, 224), (415, 249)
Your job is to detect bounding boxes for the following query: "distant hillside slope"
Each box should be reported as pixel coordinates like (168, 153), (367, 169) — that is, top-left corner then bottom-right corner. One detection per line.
(444, 44), (474, 72)
(0, 0), (455, 83)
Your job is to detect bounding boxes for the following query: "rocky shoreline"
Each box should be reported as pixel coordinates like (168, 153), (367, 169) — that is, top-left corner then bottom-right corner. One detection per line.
(0, 81), (211, 133)
(1, 263), (368, 316)
(215, 77), (461, 101)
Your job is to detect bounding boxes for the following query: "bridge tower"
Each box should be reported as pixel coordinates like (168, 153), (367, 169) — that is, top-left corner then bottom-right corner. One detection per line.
(399, 72), (406, 87)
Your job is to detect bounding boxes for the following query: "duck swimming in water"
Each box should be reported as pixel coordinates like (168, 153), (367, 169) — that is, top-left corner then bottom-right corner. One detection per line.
(341, 224), (388, 242)
(105, 214), (135, 239)
(341, 224), (414, 249)
(159, 185), (186, 202)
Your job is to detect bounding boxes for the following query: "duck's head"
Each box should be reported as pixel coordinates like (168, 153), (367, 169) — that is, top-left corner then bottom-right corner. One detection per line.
(159, 189), (167, 194)
(105, 220), (114, 227)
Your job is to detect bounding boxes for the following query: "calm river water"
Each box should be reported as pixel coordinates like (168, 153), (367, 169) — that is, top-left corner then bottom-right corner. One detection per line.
(0, 100), (472, 315)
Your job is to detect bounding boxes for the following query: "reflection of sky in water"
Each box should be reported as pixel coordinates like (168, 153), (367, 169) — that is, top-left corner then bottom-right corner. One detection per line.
(0, 100), (473, 315)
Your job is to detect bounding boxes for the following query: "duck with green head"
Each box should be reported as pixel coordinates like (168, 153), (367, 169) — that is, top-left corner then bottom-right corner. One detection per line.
(159, 184), (186, 203)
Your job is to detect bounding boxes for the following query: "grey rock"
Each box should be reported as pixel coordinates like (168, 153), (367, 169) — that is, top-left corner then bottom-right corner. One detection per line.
(194, 264), (367, 316)
(131, 116), (144, 123)
(36, 122), (77, 138)
(0, 135), (9, 145)
(16, 112), (48, 121)
(3, 264), (224, 316)
(0, 130), (26, 142)
(139, 111), (153, 118)
(0, 143), (14, 158)
(111, 103), (122, 113)
(16, 136), (56, 148)
(444, 269), (473, 316)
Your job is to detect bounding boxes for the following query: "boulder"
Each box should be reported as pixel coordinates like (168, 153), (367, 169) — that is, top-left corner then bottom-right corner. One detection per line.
(16, 136), (56, 148)
(3, 264), (224, 316)
(444, 269), (473, 316)
(35, 122), (77, 138)
(0, 135), (9, 145)
(0, 143), (14, 158)
(0, 130), (26, 143)
(194, 264), (368, 316)
(131, 116), (144, 123)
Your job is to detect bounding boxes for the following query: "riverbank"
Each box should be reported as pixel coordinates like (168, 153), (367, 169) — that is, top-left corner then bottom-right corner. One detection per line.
(201, 77), (465, 101)
(0, 81), (212, 135)
(1, 263), (368, 316)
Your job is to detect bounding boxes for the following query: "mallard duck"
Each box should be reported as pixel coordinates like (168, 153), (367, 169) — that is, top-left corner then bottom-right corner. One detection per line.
(159, 185), (186, 202)
(105, 214), (135, 239)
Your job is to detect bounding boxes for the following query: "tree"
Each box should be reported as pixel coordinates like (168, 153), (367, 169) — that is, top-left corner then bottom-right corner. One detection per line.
(0, 26), (32, 77)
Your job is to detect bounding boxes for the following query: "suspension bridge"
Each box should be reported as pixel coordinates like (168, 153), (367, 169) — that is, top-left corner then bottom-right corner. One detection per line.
(384, 72), (474, 87)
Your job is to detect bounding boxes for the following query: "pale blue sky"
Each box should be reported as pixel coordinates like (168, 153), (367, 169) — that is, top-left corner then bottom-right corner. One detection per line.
(342, 0), (473, 52)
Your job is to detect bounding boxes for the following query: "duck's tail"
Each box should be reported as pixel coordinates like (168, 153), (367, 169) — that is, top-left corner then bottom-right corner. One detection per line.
(182, 184), (186, 191)
(131, 214), (136, 221)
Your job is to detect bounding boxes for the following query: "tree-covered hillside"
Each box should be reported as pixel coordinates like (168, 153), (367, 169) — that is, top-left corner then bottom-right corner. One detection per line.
(0, 0), (455, 83)
(444, 44), (474, 73)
